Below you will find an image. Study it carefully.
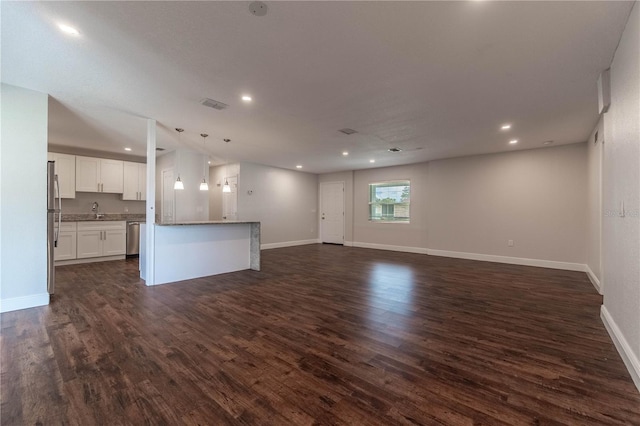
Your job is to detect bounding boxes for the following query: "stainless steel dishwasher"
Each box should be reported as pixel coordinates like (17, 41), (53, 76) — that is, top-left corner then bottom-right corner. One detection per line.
(126, 221), (141, 257)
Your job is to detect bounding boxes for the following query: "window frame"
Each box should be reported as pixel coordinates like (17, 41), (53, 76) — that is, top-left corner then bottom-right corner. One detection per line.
(368, 180), (411, 224)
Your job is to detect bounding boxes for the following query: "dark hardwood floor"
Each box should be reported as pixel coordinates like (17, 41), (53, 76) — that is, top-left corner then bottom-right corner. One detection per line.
(2, 244), (640, 425)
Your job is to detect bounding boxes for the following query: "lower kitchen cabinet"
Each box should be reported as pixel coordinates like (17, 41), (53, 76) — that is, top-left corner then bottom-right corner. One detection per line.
(77, 221), (126, 259)
(54, 222), (77, 261)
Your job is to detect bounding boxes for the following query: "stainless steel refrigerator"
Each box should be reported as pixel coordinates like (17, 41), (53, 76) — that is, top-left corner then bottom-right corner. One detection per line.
(47, 161), (61, 294)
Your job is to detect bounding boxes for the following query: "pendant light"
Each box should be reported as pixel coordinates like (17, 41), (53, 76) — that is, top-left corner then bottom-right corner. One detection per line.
(174, 128), (185, 190)
(222, 138), (231, 193)
(199, 133), (209, 191)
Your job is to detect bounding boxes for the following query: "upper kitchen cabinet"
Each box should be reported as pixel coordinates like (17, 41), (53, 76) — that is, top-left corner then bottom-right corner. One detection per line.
(76, 156), (124, 193)
(47, 152), (76, 198)
(122, 161), (146, 201)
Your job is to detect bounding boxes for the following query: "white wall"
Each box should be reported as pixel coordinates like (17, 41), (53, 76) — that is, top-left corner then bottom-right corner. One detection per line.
(0, 84), (49, 312)
(175, 150), (209, 222)
(236, 162), (318, 246)
(352, 163), (428, 252)
(427, 144), (587, 265)
(155, 149), (209, 222)
(208, 162), (240, 221)
(586, 118), (604, 289)
(318, 171), (354, 243)
(601, 2), (640, 391)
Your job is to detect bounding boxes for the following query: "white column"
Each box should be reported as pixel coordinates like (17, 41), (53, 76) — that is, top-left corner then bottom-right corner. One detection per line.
(144, 119), (156, 285)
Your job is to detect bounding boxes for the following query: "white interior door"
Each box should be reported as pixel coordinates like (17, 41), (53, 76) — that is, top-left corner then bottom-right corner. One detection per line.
(162, 169), (175, 223)
(320, 181), (344, 244)
(222, 175), (238, 220)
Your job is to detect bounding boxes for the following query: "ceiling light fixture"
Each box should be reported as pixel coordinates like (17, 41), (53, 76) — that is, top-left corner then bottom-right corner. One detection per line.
(174, 128), (185, 190)
(124, 147), (132, 151)
(58, 24), (79, 36)
(296, 165), (302, 169)
(199, 134), (209, 191)
(369, 159), (375, 163)
(241, 95), (252, 102)
(543, 140), (554, 145)
(509, 139), (518, 144)
(501, 124), (512, 130)
(342, 151), (349, 156)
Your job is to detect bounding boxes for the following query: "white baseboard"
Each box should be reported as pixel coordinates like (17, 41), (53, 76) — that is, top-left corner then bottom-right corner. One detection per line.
(0, 293), (49, 313)
(55, 255), (126, 266)
(601, 306), (640, 393)
(343, 240), (353, 247)
(351, 241), (428, 254)
(585, 265), (602, 294)
(426, 248), (586, 272)
(261, 239), (320, 250)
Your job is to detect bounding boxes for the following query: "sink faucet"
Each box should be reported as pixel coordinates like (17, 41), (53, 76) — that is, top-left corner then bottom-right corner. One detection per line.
(91, 201), (104, 219)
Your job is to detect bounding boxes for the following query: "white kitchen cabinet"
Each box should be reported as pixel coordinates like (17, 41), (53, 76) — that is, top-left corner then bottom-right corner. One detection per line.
(54, 222), (77, 261)
(122, 161), (146, 201)
(47, 152), (76, 198)
(76, 221), (126, 259)
(75, 156), (124, 193)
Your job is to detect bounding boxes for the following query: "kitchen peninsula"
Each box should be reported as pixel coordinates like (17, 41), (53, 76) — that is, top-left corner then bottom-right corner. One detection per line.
(140, 221), (260, 285)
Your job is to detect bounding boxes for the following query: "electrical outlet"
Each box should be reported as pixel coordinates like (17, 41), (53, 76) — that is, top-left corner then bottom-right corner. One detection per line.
(508, 240), (514, 247)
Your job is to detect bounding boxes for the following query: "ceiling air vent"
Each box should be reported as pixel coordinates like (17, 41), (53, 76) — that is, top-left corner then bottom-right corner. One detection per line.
(388, 147), (402, 153)
(200, 98), (229, 110)
(338, 128), (358, 135)
(156, 147), (165, 151)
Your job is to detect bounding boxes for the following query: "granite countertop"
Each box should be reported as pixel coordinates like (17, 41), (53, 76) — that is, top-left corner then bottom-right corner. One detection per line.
(155, 220), (259, 226)
(60, 213), (147, 222)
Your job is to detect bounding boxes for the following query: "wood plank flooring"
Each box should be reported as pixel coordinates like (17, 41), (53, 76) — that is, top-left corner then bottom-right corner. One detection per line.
(2, 244), (640, 425)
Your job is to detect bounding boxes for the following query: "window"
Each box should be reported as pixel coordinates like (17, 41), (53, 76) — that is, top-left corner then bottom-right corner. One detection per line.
(369, 180), (410, 222)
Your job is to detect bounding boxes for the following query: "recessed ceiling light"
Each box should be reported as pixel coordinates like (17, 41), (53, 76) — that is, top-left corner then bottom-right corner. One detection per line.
(342, 151), (349, 156)
(241, 95), (252, 102)
(369, 159), (375, 163)
(543, 140), (554, 145)
(501, 124), (512, 130)
(208, 161), (211, 164)
(58, 24), (79, 36)
(124, 147), (132, 151)
(509, 139), (518, 144)
(296, 165), (302, 169)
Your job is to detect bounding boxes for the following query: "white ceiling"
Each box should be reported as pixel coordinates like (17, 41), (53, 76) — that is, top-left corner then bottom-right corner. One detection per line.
(1, 1), (633, 173)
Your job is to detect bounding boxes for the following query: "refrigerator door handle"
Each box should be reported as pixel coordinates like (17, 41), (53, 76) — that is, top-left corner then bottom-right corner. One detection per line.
(55, 175), (61, 247)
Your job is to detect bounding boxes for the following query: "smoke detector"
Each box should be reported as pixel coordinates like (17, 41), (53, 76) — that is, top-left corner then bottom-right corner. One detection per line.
(249, 1), (268, 17)
(200, 98), (229, 110)
(338, 128), (358, 135)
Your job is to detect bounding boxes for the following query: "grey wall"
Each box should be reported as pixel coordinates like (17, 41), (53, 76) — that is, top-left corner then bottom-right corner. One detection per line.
(353, 163), (428, 251)
(602, 2), (640, 387)
(208, 162), (240, 221)
(426, 144), (587, 263)
(586, 118), (604, 285)
(236, 162), (318, 246)
(1, 84), (49, 311)
(321, 144), (588, 265)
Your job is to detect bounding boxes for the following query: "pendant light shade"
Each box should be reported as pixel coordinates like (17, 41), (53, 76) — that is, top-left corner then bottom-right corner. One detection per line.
(174, 176), (184, 190)
(200, 133), (209, 191)
(222, 138), (231, 193)
(174, 128), (185, 190)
